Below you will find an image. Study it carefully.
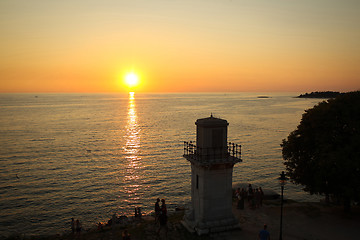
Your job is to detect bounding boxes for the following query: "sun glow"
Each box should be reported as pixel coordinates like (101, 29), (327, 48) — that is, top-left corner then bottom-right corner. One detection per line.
(124, 72), (139, 89)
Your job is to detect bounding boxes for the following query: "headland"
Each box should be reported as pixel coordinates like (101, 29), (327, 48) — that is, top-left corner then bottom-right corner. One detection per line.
(296, 91), (341, 98)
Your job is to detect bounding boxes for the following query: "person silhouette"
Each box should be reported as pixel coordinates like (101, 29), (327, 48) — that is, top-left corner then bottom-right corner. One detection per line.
(161, 199), (167, 215)
(259, 224), (270, 240)
(71, 218), (75, 233)
(155, 198), (161, 223)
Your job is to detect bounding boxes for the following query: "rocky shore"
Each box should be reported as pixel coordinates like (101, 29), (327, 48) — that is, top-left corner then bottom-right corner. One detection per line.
(6, 198), (360, 240)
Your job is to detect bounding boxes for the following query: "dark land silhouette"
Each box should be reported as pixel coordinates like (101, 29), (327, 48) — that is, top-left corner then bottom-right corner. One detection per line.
(296, 91), (341, 98)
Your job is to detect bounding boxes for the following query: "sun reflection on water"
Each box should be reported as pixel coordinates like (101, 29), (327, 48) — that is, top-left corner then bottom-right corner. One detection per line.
(122, 92), (142, 206)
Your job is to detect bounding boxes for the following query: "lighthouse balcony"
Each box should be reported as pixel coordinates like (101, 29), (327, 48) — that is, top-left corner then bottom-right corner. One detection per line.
(183, 141), (242, 165)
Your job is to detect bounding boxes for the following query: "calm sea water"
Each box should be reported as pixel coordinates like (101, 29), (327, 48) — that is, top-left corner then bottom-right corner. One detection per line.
(0, 92), (323, 237)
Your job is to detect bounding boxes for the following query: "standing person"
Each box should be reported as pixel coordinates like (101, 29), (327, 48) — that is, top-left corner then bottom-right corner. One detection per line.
(242, 188), (248, 201)
(155, 198), (161, 223)
(157, 211), (168, 238)
(255, 188), (261, 208)
(75, 219), (82, 235)
(235, 188), (240, 199)
(134, 207), (138, 218)
(239, 188), (246, 209)
(248, 184), (253, 202)
(235, 188), (241, 209)
(248, 184), (253, 195)
(137, 207), (142, 218)
(161, 199), (167, 215)
(158, 198), (168, 237)
(259, 224), (270, 240)
(248, 184), (254, 208)
(259, 187), (264, 207)
(71, 218), (75, 234)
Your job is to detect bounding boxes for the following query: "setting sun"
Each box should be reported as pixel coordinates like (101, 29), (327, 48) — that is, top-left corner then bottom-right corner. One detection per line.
(124, 72), (139, 89)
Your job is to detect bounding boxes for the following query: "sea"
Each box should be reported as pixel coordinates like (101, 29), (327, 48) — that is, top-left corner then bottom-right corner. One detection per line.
(0, 92), (324, 238)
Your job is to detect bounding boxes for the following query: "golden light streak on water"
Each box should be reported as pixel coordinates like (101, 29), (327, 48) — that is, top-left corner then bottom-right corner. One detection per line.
(123, 92), (141, 200)
(129, 91), (135, 100)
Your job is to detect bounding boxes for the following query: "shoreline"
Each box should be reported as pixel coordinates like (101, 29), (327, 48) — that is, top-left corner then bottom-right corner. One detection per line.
(5, 199), (359, 240)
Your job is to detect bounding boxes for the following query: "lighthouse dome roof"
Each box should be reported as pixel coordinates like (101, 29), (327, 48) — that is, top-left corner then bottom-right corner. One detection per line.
(195, 114), (228, 127)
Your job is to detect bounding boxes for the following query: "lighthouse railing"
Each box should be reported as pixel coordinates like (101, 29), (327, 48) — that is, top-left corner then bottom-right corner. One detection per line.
(183, 141), (241, 163)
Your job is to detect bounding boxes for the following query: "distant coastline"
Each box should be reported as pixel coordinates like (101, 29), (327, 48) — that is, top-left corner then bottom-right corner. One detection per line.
(296, 91), (341, 99)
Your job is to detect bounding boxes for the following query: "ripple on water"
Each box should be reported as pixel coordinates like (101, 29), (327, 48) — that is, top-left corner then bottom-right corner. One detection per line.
(0, 93), (322, 237)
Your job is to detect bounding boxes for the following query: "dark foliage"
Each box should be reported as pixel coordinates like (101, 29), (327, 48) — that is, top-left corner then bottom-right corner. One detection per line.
(282, 91), (360, 209)
(297, 91), (341, 99)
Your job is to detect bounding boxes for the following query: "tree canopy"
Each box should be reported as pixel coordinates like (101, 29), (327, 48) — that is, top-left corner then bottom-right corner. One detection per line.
(282, 91), (360, 208)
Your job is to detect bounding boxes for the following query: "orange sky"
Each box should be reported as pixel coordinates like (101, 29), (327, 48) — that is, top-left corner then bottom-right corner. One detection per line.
(1, 0), (359, 93)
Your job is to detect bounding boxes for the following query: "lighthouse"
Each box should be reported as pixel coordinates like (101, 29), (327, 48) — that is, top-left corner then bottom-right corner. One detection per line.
(183, 115), (242, 235)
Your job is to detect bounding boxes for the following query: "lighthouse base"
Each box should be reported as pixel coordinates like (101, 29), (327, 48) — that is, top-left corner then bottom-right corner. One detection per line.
(181, 210), (240, 235)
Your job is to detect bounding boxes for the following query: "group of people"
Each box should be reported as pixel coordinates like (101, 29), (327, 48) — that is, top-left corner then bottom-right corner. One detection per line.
(235, 184), (264, 209)
(70, 195), (272, 239)
(154, 198), (168, 237)
(134, 207), (142, 218)
(123, 198), (168, 239)
(71, 218), (82, 235)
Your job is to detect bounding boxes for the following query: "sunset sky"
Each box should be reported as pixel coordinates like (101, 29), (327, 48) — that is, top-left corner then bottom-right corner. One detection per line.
(1, 0), (359, 93)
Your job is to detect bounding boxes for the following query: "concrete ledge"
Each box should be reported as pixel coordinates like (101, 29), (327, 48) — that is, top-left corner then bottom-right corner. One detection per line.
(182, 216), (241, 236)
(180, 220), (196, 234)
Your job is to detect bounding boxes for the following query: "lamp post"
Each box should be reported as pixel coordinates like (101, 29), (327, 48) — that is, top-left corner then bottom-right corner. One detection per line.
(278, 171), (288, 240)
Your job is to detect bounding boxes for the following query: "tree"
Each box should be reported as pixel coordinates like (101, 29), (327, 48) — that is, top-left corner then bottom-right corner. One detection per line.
(281, 91), (360, 211)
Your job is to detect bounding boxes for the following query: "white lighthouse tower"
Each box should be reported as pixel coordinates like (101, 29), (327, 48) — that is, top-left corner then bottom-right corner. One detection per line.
(183, 115), (242, 235)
